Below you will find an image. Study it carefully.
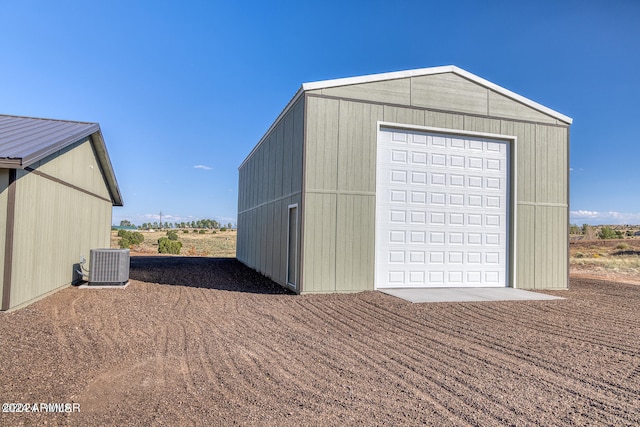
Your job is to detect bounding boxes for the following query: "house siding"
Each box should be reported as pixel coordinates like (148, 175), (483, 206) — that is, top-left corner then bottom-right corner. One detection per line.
(303, 72), (569, 292)
(239, 69), (570, 293)
(8, 138), (113, 309)
(236, 98), (304, 290)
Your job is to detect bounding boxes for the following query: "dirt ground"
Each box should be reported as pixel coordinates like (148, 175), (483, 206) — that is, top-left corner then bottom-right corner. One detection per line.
(1, 257), (639, 426)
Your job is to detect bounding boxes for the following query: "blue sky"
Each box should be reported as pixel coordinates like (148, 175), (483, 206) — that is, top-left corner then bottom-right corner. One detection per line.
(1, 0), (638, 226)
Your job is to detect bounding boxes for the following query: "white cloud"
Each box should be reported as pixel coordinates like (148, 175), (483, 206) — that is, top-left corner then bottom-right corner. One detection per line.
(570, 210), (640, 225)
(193, 165), (212, 170)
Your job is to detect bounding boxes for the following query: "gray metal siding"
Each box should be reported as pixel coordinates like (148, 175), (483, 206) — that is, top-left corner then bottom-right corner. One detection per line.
(236, 98), (304, 290)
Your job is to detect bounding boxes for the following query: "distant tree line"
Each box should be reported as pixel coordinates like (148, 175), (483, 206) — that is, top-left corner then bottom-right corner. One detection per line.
(119, 219), (234, 230)
(569, 223), (633, 239)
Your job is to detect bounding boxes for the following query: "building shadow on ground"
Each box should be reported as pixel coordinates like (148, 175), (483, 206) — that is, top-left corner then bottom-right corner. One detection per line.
(129, 256), (294, 295)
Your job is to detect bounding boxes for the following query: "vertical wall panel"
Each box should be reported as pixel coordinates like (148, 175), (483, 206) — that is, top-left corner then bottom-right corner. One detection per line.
(302, 193), (337, 293)
(534, 206), (567, 289)
(383, 106), (425, 126)
(305, 97), (339, 191)
(337, 101), (383, 192)
(268, 133), (277, 202)
(502, 121), (537, 203)
(536, 125), (568, 204)
(335, 194), (375, 292)
(424, 110), (464, 129)
(292, 100), (304, 195)
(463, 116), (501, 134)
(516, 205), (536, 289)
(266, 202), (275, 277)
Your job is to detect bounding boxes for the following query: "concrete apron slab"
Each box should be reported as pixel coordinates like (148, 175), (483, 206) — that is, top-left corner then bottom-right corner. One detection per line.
(77, 281), (130, 290)
(378, 287), (563, 303)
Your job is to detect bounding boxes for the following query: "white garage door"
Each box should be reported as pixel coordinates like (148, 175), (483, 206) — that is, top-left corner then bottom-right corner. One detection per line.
(375, 127), (509, 288)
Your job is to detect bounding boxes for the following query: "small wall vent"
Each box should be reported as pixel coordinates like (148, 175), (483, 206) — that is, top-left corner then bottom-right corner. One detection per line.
(89, 249), (130, 286)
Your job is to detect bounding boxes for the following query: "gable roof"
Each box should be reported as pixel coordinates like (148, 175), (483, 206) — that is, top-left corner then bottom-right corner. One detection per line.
(0, 114), (123, 206)
(302, 65), (572, 124)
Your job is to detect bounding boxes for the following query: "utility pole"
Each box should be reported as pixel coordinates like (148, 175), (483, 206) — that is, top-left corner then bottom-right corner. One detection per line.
(159, 211), (163, 229)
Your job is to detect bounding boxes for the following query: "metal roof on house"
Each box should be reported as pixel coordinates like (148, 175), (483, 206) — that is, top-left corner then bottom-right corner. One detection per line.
(0, 114), (123, 206)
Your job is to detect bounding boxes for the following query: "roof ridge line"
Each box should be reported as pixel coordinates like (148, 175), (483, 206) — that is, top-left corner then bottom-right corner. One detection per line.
(0, 113), (97, 125)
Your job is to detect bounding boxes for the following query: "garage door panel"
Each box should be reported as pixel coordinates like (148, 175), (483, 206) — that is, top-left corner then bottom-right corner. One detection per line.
(376, 127), (509, 288)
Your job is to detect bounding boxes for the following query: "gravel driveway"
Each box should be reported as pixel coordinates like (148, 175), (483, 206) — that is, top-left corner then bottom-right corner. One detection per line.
(1, 257), (639, 426)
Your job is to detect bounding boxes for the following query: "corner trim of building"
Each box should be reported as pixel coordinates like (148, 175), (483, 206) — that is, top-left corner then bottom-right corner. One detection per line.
(2, 169), (17, 311)
(298, 93), (308, 295)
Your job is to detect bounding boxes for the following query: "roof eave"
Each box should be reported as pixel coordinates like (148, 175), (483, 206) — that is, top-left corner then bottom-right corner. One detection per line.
(90, 130), (124, 207)
(238, 86), (305, 170)
(0, 158), (23, 168)
(18, 122), (101, 168)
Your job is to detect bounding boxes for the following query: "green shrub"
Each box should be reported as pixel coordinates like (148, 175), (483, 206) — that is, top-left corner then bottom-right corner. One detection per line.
(199, 229), (206, 234)
(598, 226), (622, 240)
(158, 237), (182, 254)
(220, 227), (227, 232)
(192, 229), (199, 233)
(166, 230), (179, 241)
(574, 252), (585, 258)
(211, 230), (217, 234)
(616, 242), (630, 251)
(118, 230), (144, 248)
(182, 229), (189, 234)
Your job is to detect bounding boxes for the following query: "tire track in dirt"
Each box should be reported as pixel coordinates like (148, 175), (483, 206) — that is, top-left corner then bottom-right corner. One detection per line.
(233, 304), (434, 423)
(360, 298), (636, 414)
(48, 305), (74, 365)
(184, 298), (285, 417)
(206, 297), (468, 425)
(446, 302), (638, 358)
(463, 302), (640, 354)
(350, 297), (639, 426)
(203, 300), (379, 421)
(294, 298), (507, 426)
(353, 296), (640, 425)
(308, 298), (551, 426)
(442, 303), (640, 395)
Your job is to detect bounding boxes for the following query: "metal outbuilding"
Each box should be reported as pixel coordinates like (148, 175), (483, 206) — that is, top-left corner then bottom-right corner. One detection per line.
(237, 66), (572, 294)
(0, 115), (122, 310)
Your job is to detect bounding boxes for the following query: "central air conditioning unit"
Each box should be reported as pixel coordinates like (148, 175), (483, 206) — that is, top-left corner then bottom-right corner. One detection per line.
(89, 249), (130, 286)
